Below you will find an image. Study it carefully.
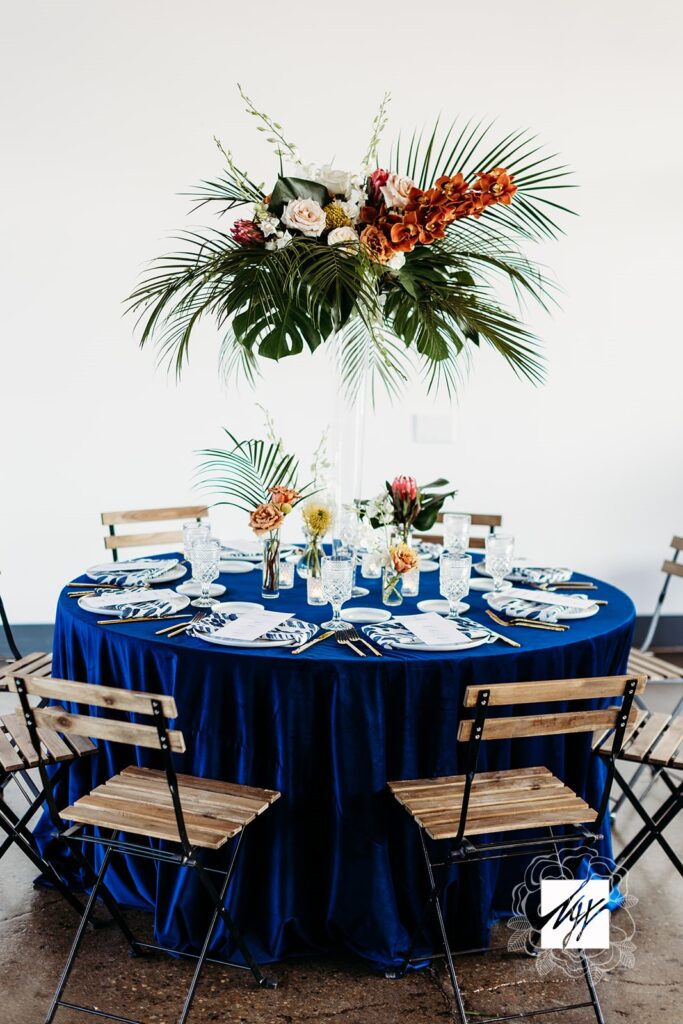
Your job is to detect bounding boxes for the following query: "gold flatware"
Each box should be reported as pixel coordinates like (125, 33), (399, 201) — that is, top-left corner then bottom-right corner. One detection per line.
(291, 630), (334, 655)
(338, 626), (382, 657)
(486, 610), (568, 632)
(336, 635), (366, 657)
(539, 582), (597, 591)
(155, 612), (204, 636)
(486, 629), (522, 648)
(96, 614), (192, 626)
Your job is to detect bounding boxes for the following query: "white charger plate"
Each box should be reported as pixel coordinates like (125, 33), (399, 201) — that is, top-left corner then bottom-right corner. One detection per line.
(219, 560), (255, 574)
(176, 581), (226, 598)
(485, 591), (599, 621)
(390, 634), (490, 652)
(152, 564), (188, 583)
(213, 601), (264, 614)
(418, 560), (439, 573)
(344, 607), (391, 624)
(417, 599), (470, 615)
(78, 591), (190, 615)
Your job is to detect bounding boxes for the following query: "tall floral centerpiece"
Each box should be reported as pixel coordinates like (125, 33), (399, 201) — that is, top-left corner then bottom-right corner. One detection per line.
(128, 88), (573, 407)
(199, 431), (315, 599)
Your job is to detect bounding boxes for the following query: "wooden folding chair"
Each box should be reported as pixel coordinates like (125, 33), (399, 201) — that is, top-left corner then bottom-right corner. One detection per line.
(414, 512), (502, 549)
(388, 674), (644, 1024)
(627, 535), (683, 683)
(593, 706), (683, 878)
(8, 672), (280, 1024)
(101, 505), (209, 561)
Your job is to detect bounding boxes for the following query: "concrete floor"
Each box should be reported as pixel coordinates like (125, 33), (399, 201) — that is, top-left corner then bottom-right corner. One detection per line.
(1, 685), (681, 1024)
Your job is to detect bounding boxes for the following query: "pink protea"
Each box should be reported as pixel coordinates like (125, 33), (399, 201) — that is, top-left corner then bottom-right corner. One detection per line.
(231, 219), (265, 246)
(392, 475), (418, 501)
(368, 168), (389, 203)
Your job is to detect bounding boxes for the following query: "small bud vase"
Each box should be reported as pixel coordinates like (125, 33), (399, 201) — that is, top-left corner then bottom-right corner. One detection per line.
(382, 565), (404, 606)
(262, 530), (281, 599)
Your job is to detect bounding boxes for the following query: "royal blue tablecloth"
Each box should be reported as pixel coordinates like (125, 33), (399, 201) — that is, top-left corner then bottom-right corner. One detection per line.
(37, 555), (635, 968)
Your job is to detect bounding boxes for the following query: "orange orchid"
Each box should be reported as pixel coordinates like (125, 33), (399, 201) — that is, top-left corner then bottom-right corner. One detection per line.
(472, 167), (517, 207)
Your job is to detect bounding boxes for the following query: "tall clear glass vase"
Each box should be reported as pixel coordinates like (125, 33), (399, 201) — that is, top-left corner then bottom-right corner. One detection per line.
(262, 530), (281, 599)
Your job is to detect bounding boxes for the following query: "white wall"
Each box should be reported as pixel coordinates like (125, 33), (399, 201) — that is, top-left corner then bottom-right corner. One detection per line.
(1, 0), (682, 623)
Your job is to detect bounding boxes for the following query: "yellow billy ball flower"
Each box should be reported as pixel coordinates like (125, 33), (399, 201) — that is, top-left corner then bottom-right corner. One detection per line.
(325, 202), (352, 230)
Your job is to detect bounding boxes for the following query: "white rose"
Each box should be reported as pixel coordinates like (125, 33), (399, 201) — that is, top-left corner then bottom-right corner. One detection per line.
(281, 199), (327, 237)
(258, 215), (281, 239)
(327, 226), (359, 247)
(317, 164), (352, 197)
(387, 251), (406, 271)
(380, 173), (415, 210)
(340, 185), (366, 223)
(265, 229), (293, 251)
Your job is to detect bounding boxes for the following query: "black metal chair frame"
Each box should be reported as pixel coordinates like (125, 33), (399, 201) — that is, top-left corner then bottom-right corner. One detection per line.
(388, 677), (639, 1024)
(0, 596), (87, 920)
(14, 678), (277, 1024)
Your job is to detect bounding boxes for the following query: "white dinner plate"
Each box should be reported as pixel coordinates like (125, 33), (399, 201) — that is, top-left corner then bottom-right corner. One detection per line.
(351, 586), (370, 598)
(176, 581), (226, 598)
(219, 560), (255, 574)
(417, 599), (470, 615)
(485, 591), (599, 621)
(344, 607), (392, 624)
(78, 591), (190, 616)
(151, 564), (188, 583)
(469, 577), (513, 592)
(418, 560), (439, 573)
(212, 601), (264, 614)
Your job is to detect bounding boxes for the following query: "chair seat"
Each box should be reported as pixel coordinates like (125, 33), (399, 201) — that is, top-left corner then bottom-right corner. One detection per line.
(388, 765), (594, 841)
(60, 765), (281, 850)
(594, 710), (683, 769)
(0, 705), (96, 774)
(0, 651), (53, 690)
(627, 648), (682, 681)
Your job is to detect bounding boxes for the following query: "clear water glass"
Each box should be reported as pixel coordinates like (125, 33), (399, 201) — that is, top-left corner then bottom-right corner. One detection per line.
(443, 513), (471, 556)
(189, 537), (221, 608)
(485, 533), (515, 592)
(439, 553), (472, 619)
(320, 554), (354, 631)
(183, 521), (211, 583)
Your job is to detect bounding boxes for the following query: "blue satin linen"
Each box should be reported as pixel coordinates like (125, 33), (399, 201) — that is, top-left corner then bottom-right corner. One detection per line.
(36, 557), (635, 968)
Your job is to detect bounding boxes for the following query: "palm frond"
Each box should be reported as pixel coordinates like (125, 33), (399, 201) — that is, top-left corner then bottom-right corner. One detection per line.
(197, 429), (312, 513)
(338, 318), (412, 403)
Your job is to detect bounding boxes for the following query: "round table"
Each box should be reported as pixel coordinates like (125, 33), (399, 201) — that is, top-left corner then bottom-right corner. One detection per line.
(38, 556), (635, 969)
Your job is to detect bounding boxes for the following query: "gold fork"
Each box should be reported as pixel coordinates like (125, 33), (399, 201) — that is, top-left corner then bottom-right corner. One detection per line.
(486, 610), (568, 632)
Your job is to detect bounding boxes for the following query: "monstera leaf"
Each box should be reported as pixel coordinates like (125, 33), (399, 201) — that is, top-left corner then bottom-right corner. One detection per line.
(267, 176), (330, 217)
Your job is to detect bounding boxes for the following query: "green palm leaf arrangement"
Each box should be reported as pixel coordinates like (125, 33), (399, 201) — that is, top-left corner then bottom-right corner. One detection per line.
(127, 88), (575, 400)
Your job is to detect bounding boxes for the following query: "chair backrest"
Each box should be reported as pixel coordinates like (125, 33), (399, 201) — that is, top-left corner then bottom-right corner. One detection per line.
(641, 535), (683, 651)
(415, 512), (502, 549)
(101, 505), (209, 561)
(8, 673), (192, 852)
(453, 675), (645, 843)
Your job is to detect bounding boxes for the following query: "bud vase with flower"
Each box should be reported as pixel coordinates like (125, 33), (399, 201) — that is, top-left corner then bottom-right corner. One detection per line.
(249, 485), (301, 600)
(382, 543), (418, 607)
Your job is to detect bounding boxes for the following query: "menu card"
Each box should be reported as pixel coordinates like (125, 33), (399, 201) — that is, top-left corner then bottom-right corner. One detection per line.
(208, 609), (294, 642)
(502, 588), (592, 609)
(394, 612), (470, 646)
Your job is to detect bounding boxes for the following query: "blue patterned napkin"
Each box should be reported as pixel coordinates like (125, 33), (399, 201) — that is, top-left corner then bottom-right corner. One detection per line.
(363, 616), (496, 650)
(511, 566), (573, 585)
(191, 612), (317, 646)
(86, 558), (178, 586)
(488, 596), (573, 622)
(91, 598), (176, 619)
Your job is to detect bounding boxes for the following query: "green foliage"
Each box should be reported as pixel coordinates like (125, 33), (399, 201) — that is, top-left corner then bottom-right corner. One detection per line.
(267, 176), (330, 216)
(197, 429), (315, 513)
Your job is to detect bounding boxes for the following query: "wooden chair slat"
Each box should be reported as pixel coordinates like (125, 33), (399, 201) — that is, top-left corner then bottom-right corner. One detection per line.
(671, 536), (683, 551)
(592, 708), (648, 755)
(662, 560), (683, 579)
(457, 707), (636, 742)
(617, 712), (671, 763)
(417, 788), (588, 827)
(1, 714), (43, 767)
(101, 506), (209, 526)
(76, 791), (243, 836)
(645, 718), (683, 768)
(121, 765), (279, 804)
(404, 784), (576, 814)
(63, 733), (98, 757)
(435, 513), (503, 527)
(0, 724), (24, 772)
(104, 530), (185, 551)
(104, 776), (268, 821)
(426, 803), (593, 840)
(6, 675), (177, 718)
(388, 766), (554, 796)
(30, 707), (185, 754)
(0, 652), (52, 690)
(37, 711), (80, 762)
(627, 649), (682, 680)
(463, 675), (645, 708)
(59, 802), (232, 850)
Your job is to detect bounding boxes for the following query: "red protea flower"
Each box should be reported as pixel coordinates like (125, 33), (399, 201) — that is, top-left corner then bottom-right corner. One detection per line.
(368, 168), (389, 202)
(392, 475), (418, 501)
(231, 219), (265, 246)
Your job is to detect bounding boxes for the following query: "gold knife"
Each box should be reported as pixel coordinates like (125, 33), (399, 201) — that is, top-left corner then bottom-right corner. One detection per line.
(291, 630), (334, 655)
